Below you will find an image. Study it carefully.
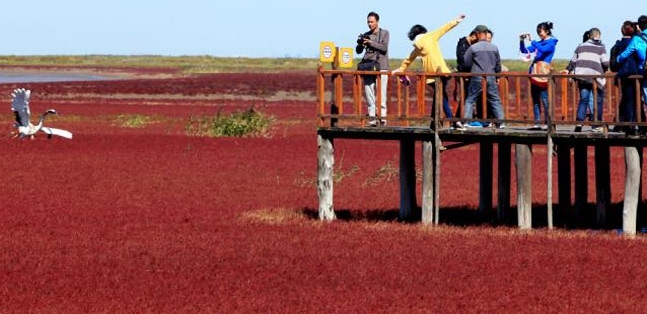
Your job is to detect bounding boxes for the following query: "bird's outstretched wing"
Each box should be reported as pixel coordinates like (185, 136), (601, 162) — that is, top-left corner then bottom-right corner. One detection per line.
(40, 127), (73, 139)
(11, 88), (31, 127)
(40, 126), (72, 140)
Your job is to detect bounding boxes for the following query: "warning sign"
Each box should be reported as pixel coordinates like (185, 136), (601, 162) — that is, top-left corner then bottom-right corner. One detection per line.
(319, 41), (335, 63)
(337, 48), (353, 68)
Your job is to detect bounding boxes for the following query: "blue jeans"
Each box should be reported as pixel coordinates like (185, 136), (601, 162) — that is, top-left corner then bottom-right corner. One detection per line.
(642, 79), (647, 117)
(619, 78), (637, 123)
(463, 76), (504, 120)
(576, 82), (604, 122)
(531, 84), (548, 124)
(428, 77), (453, 118)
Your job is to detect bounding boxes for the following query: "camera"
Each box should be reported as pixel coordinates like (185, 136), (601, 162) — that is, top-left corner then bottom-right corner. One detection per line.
(357, 33), (370, 45)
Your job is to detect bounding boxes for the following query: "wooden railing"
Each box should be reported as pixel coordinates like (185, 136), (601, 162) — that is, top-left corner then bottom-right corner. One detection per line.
(316, 65), (644, 131)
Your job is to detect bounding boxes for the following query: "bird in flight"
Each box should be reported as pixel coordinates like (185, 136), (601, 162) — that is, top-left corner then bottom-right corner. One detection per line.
(10, 88), (73, 139)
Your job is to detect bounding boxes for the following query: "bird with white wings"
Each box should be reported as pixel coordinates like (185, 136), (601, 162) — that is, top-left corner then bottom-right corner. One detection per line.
(10, 88), (72, 139)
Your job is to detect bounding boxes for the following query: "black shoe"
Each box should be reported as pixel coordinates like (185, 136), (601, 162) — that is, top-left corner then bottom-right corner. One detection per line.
(574, 125), (582, 132)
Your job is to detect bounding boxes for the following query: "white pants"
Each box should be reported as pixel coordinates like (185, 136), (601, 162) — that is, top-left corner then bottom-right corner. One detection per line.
(365, 72), (388, 118)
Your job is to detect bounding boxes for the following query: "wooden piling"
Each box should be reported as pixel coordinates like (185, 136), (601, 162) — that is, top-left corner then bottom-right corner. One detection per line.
(516, 144), (532, 229)
(399, 139), (416, 221)
(422, 141), (434, 224)
(594, 144), (611, 224)
(480, 143), (494, 218)
(623, 146), (640, 236)
(317, 134), (335, 220)
(574, 145), (588, 223)
(497, 142), (511, 223)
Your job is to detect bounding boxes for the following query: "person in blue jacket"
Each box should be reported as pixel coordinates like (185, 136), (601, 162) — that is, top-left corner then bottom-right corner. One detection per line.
(519, 21), (558, 130)
(616, 15), (647, 131)
(610, 21), (641, 133)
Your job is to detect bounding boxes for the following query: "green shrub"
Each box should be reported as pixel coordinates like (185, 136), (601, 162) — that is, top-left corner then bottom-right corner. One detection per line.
(186, 107), (274, 137)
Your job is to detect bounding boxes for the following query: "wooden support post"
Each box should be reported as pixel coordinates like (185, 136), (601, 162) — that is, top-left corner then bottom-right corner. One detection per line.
(623, 146), (640, 236)
(557, 144), (571, 226)
(480, 142), (494, 218)
(594, 144), (611, 224)
(422, 141), (434, 224)
(330, 56), (339, 127)
(399, 139), (417, 221)
(547, 136), (554, 229)
(497, 142), (511, 223)
(317, 134), (335, 220)
(516, 144), (532, 229)
(574, 145), (588, 224)
(434, 134), (442, 225)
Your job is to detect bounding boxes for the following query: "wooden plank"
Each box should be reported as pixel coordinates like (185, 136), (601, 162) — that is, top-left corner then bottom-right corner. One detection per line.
(497, 142), (511, 223)
(422, 141), (434, 224)
(399, 139), (416, 221)
(623, 146), (640, 236)
(516, 144), (532, 229)
(317, 134), (335, 220)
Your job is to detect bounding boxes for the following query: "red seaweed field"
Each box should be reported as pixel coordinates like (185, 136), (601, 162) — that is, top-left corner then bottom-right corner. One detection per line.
(2, 68), (647, 313)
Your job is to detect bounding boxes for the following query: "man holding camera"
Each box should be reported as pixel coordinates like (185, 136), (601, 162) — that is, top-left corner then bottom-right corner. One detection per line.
(356, 11), (389, 127)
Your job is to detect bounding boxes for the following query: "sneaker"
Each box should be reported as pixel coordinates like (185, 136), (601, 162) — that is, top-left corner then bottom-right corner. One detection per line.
(591, 126), (604, 133)
(574, 124), (583, 132)
(467, 121), (483, 128)
(455, 121), (467, 131)
(540, 125), (548, 130)
(530, 124), (541, 130)
(365, 120), (378, 127)
(379, 119), (387, 126)
(498, 124), (506, 129)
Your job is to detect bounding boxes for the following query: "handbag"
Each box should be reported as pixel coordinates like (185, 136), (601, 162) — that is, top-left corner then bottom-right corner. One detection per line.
(530, 61), (552, 87)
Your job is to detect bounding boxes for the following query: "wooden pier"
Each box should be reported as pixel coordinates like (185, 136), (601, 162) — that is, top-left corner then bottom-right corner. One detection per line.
(316, 68), (646, 235)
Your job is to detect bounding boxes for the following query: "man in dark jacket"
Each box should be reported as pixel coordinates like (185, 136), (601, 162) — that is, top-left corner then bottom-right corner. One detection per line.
(458, 25), (505, 129)
(455, 29), (478, 124)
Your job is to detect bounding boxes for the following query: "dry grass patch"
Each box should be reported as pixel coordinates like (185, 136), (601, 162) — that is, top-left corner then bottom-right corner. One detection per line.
(240, 208), (310, 225)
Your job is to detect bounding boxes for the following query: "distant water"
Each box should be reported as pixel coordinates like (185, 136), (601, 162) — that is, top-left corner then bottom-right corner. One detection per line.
(0, 72), (114, 83)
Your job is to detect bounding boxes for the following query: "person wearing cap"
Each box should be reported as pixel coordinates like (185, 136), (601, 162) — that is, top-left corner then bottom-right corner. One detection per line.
(519, 21), (559, 130)
(392, 14), (466, 129)
(458, 25), (505, 130)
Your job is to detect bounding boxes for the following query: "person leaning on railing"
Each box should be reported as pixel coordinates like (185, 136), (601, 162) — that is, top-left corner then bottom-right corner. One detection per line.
(616, 15), (647, 133)
(563, 27), (609, 133)
(610, 20), (642, 134)
(392, 14), (466, 129)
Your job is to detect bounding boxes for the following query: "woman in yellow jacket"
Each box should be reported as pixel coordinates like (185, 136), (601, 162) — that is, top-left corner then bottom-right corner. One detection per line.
(394, 14), (466, 127)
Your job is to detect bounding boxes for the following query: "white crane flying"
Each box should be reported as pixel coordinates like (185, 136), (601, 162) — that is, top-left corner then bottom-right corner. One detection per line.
(10, 88), (73, 139)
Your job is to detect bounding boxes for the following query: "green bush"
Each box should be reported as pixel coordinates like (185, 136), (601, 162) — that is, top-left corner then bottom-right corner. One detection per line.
(186, 107), (274, 138)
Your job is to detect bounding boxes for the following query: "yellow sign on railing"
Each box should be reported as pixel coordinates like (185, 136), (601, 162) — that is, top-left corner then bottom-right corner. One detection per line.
(319, 41), (336, 63)
(336, 47), (353, 68)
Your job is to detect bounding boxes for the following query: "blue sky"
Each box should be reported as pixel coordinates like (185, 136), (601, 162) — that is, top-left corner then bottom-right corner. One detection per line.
(0, 1), (642, 60)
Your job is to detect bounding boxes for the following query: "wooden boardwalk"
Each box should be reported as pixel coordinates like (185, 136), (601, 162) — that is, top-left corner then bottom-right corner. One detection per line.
(316, 68), (647, 235)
